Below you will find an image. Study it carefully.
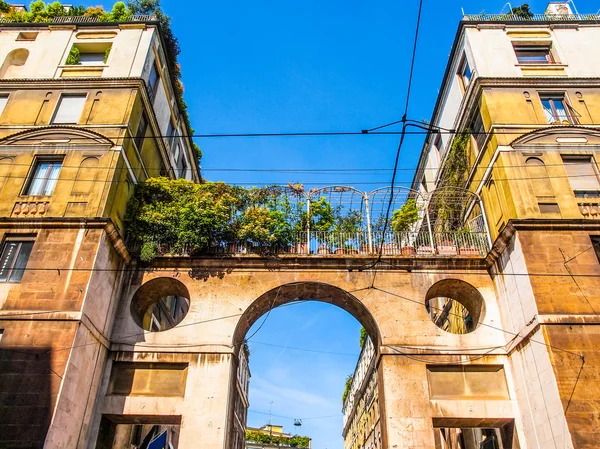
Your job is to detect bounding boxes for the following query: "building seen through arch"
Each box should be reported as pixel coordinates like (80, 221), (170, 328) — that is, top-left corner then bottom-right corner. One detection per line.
(0, 2), (600, 449)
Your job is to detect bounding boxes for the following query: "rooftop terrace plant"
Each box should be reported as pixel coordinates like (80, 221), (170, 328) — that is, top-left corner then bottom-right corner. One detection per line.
(0, 0), (202, 162)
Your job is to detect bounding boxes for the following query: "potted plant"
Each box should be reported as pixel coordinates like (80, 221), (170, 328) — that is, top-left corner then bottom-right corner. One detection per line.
(391, 199), (420, 255)
(457, 228), (480, 256)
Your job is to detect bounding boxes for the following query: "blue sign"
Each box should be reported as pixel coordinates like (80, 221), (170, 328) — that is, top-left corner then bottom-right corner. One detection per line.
(148, 430), (168, 449)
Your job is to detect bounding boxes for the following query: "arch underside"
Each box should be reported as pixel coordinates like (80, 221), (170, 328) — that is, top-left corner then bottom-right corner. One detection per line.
(232, 281), (380, 350)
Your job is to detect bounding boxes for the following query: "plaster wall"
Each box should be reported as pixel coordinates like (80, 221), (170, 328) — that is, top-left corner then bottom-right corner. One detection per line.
(465, 25), (600, 79)
(0, 24), (158, 80)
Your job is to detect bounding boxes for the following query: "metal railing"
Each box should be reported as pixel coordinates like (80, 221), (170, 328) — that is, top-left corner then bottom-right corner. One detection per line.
(151, 229), (489, 257)
(0, 14), (157, 24)
(463, 13), (600, 22)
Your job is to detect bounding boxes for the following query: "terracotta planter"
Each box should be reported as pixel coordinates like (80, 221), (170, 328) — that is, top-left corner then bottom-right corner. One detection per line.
(360, 244), (371, 254)
(347, 248), (359, 255)
(459, 247), (480, 256)
(334, 248), (347, 255)
(437, 242), (458, 255)
(400, 246), (416, 256)
(317, 245), (331, 255)
(416, 245), (434, 255)
(381, 243), (399, 255)
(295, 242), (308, 255)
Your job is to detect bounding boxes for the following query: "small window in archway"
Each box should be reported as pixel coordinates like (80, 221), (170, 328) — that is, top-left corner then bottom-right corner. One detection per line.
(130, 277), (190, 332)
(425, 279), (485, 335)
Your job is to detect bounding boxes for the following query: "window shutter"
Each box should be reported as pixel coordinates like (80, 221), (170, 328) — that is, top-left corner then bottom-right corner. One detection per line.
(563, 157), (600, 191)
(53, 94), (86, 124)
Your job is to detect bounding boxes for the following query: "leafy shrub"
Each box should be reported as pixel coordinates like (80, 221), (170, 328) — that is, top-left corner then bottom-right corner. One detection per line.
(342, 374), (353, 403)
(390, 199), (420, 233)
(359, 326), (367, 348)
(65, 46), (80, 65)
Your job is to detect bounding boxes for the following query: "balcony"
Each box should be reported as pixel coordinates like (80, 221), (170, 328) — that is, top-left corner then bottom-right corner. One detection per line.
(128, 183), (491, 260)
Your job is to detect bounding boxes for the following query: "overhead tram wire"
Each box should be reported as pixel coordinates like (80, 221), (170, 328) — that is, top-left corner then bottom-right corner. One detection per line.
(360, 0), (425, 280)
(0, 280), (586, 365)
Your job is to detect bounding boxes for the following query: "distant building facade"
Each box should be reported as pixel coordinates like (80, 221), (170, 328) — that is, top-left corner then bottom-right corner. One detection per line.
(245, 424), (312, 449)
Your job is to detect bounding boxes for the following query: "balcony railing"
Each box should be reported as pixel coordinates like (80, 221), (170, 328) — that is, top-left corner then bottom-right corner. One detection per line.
(130, 185), (492, 259)
(0, 14), (157, 24)
(463, 13), (600, 22)
(150, 229), (489, 257)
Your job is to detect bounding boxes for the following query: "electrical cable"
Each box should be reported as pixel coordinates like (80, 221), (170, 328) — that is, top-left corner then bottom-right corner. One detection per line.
(366, 0), (424, 281)
(249, 341), (359, 357)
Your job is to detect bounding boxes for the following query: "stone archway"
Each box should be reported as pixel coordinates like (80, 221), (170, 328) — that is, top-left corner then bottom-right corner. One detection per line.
(232, 281), (381, 351)
(228, 281), (382, 449)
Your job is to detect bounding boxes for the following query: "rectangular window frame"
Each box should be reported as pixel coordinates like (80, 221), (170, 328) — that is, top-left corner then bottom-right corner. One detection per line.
(51, 93), (87, 125)
(134, 112), (148, 151)
(0, 93), (8, 118)
(513, 44), (555, 64)
(467, 109), (486, 153)
(457, 54), (472, 92)
(149, 61), (161, 101)
(539, 93), (577, 125)
(23, 157), (64, 197)
(561, 155), (600, 197)
(0, 235), (35, 283)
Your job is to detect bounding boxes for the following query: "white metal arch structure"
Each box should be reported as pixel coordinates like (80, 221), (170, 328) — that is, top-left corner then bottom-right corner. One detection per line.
(306, 185), (368, 254)
(425, 186), (491, 253)
(366, 186), (433, 255)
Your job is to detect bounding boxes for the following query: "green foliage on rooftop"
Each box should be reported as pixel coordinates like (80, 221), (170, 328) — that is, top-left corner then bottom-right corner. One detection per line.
(510, 4), (534, 19)
(125, 178), (326, 261)
(390, 199), (419, 233)
(0, 0), (202, 163)
(245, 430), (310, 448)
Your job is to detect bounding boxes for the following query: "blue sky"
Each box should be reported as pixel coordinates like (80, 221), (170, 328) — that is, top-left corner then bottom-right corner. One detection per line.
(245, 302), (362, 449)
(160, 1), (600, 448)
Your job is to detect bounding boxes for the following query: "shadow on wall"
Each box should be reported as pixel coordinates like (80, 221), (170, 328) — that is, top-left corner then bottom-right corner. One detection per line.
(0, 345), (53, 448)
(0, 48), (29, 78)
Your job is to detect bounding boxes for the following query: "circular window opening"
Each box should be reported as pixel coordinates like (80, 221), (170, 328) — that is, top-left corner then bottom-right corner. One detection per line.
(425, 279), (485, 335)
(130, 277), (190, 332)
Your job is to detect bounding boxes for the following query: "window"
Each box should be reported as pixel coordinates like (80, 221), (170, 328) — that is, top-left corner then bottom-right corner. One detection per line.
(591, 236), (600, 263)
(562, 156), (600, 197)
(0, 237), (34, 282)
(514, 45), (554, 64)
(468, 110), (486, 152)
(78, 52), (105, 65)
(457, 55), (472, 91)
(166, 120), (174, 148)
(434, 133), (443, 154)
(149, 62), (160, 99)
(25, 159), (62, 196)
(540, 94), (574, 124)
(0, 94), (8, 117)
(134, 112), (148, 150)
(52, 94), (86, 124)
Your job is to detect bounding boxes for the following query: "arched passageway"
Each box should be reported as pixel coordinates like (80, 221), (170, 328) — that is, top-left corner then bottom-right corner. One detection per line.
(232, 281), (381, 351)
